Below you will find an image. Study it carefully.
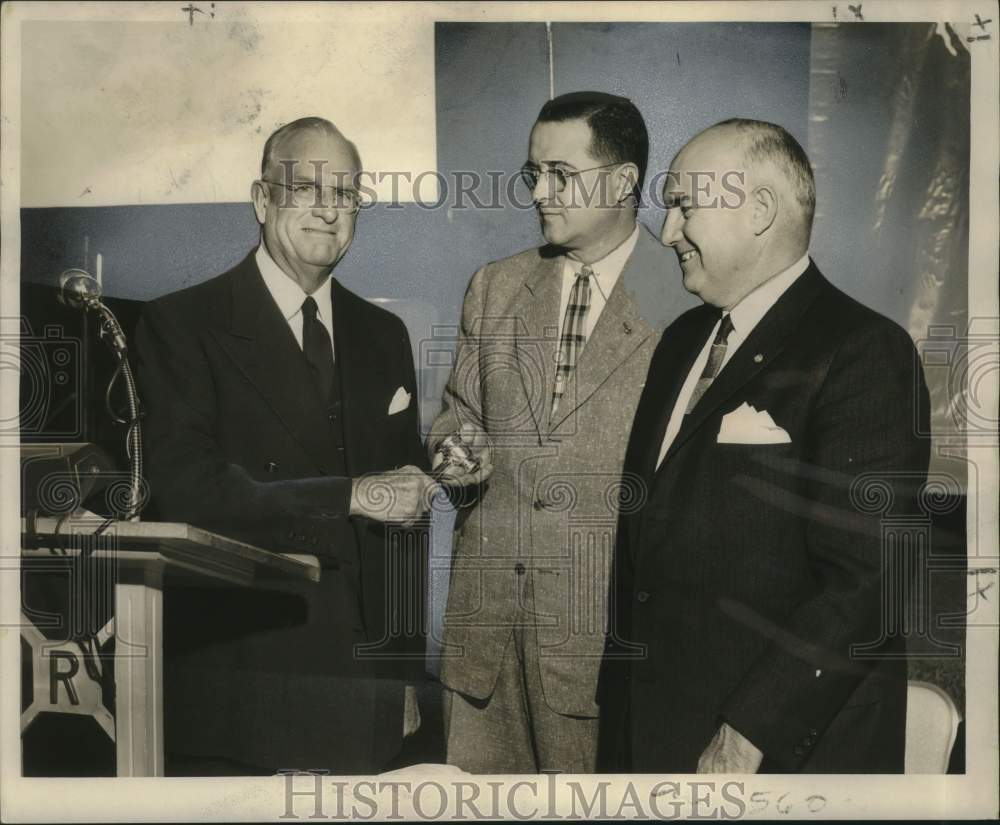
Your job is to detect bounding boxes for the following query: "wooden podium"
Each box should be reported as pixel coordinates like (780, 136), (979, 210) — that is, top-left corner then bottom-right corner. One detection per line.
(20, 514), (319, 777)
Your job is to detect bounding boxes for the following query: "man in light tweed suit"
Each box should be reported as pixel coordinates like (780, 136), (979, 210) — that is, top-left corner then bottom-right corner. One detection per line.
(429, 92), (696, 773)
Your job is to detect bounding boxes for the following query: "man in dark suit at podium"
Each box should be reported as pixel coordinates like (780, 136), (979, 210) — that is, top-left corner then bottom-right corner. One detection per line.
(136, 117), (434, 775)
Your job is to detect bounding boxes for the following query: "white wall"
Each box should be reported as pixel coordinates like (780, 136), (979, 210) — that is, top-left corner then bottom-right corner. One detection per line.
(21, 12), (437, 207)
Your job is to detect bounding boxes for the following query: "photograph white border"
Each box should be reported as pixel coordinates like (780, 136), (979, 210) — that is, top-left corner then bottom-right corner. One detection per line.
(1, 1), (996, 820)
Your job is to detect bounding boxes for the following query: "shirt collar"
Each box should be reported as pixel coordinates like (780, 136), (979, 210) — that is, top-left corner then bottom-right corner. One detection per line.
(727, 253), (810, 336)
(255, 243), (333, 321)
(564, 223), (640, 293)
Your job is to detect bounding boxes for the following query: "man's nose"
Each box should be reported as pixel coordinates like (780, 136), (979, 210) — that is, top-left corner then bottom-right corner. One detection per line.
(312, 203), (340, 222)
(660, 209), (683, 246)
(532, 173), (555, 205)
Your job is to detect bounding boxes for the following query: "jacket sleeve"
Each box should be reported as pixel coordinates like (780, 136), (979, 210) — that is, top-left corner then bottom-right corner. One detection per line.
(427, 264), (491, 453)
(720, 320), (931, 770)
(425, 264), (493, 511)
(135, 298), (353, 560)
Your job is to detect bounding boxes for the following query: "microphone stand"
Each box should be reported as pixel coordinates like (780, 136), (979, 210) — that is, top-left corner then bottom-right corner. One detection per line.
(58, 268), (144, 521)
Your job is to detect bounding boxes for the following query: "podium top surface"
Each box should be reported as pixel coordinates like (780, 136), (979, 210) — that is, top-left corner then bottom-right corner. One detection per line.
(22, 515), (320, 584)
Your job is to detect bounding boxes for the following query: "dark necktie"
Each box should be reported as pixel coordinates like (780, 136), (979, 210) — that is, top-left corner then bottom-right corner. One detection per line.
(301, 295), (335, 400)
(552, 264), (594, 416)
(685, 312), (735, 414)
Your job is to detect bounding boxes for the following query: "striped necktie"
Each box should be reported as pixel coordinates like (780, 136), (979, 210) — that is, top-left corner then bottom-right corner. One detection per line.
(552, 264), (594, 416)
(685, 312), (734, 414)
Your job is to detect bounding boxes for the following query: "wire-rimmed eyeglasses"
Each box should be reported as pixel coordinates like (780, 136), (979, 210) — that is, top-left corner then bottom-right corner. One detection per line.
(261, 179), (362, 213)
(518, 162), (623, 193)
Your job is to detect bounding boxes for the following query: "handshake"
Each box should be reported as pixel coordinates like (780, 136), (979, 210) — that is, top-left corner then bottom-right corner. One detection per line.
(349, 423), (494, 525)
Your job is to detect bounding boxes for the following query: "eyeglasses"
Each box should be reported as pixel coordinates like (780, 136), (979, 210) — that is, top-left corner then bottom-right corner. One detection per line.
(519, 162), (623, 193)
(261, 179), (362, 213)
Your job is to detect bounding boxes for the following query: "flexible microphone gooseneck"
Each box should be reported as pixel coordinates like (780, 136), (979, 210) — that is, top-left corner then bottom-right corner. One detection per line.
(58, 268), (144, 521)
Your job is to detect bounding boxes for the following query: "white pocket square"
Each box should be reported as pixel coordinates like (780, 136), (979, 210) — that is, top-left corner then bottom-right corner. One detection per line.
(717, 402), (791, 444)
(388, 386), (412, 416)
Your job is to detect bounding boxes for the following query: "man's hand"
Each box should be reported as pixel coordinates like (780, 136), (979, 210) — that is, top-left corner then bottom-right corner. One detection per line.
(350, 466), (435, 525)
(697, 723), (764, 773)
(431, 422), (494, 488)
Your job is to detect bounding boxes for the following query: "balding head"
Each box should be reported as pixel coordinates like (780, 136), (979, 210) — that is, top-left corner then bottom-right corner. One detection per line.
(660, 119), (815, 309)
(706, 118), (815, 239)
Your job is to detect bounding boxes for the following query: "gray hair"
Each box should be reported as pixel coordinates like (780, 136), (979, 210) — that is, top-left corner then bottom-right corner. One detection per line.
(714, 118), (816, 233)
(260, 116), (361, 179)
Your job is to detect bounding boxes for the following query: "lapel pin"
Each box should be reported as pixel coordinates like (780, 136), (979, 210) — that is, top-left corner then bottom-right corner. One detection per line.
(623, 321), (632, 335)
(754, 353), (763, 363)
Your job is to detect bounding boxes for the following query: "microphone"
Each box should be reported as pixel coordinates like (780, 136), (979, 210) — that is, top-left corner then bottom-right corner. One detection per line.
(57, 268), (127, 354)
(54, 265), (144, 520)
(58, 267), (102, 311)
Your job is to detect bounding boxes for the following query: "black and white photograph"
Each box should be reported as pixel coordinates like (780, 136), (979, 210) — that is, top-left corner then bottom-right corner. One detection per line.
(0, 1), (997, 820)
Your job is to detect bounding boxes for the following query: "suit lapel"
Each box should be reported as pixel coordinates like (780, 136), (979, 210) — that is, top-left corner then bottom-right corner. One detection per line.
(657, 264), (827, 469)
(618, 305), (713, 560)
(634, 306), (719, 485)
(330, 280), (386, 476)
(514, 253), (562, 439)
(213, 255), (338, 474)
(549, 226), (675, 432)
(549, 277), (652, 431)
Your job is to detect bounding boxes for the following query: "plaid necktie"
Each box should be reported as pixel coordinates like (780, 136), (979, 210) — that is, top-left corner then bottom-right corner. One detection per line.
(685, 312), (734, 414)
(552, 264), (593, 416)
(301, 295), (335, 400)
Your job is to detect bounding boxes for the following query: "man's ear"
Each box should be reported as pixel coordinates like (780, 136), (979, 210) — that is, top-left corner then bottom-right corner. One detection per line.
(615, 162), (640, 206)
(251, 180), (268, 225)
(751, 184), (778, 235)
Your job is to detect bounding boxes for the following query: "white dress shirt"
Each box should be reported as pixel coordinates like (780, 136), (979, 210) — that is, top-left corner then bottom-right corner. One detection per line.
(255, 244), (334, 351)
(557, 223), (640, 342)
(655, 253), (811, 468)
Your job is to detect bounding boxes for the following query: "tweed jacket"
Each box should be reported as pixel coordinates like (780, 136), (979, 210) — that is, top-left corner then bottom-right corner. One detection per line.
(430, 225), (696, 716)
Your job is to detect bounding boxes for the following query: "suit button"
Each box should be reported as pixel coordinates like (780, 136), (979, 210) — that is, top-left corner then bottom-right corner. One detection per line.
(514, 563), (525, 575)
(265, 461), (279, 473)
(636, 590), (651, 603)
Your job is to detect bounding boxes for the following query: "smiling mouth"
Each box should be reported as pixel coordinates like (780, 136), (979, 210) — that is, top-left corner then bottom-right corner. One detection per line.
(302, 228), (337, 235)
(679, 250), (697, 263)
